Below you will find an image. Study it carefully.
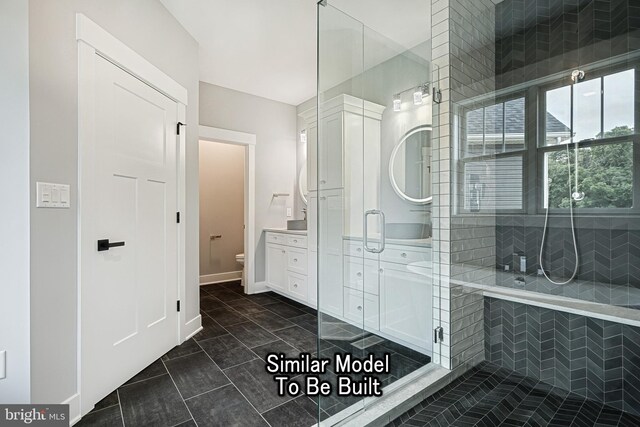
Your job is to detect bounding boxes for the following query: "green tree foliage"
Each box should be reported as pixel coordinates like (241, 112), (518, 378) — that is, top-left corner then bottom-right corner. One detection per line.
(547, 126), (634, 209)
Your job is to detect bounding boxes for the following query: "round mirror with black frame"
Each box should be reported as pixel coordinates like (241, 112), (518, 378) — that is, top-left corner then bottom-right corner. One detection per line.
(389, 125), (433, 205)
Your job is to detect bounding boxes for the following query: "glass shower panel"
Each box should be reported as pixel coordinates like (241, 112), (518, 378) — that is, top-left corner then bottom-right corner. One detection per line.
(317, 2), (433, 424)
(317, 4), (366, 422)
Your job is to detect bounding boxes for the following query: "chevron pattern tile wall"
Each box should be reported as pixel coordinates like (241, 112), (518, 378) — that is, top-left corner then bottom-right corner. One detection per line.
(495, 0), (640, 90)
(485, 297), (640, 416)
(495, 216), (640, 293)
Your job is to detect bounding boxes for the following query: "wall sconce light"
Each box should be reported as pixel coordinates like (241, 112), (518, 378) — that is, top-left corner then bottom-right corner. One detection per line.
(393, 94), (401, 112)
(392, 82), (430, 112)
(300, 129), (307, 143)
(413, 84), (428, 105)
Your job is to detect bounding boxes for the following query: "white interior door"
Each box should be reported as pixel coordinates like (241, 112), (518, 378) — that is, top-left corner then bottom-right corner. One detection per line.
(82, 54), (179, 412)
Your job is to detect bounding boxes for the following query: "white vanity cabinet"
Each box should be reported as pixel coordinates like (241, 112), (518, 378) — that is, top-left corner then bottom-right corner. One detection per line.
(265, 243), (287, 293)
(265, 231), (316, 308)
(300, 95), (384, 320)
(378, 260), (432, 353)
(342, 240), (432, 354)
(317, 189), (345, 319)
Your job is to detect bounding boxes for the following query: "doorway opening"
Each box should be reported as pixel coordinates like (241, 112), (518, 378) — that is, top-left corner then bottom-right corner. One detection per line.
(199, 140), (246, 291)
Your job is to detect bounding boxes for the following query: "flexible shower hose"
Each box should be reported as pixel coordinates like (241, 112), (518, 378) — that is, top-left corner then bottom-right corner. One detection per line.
(539, 144), (579, 285)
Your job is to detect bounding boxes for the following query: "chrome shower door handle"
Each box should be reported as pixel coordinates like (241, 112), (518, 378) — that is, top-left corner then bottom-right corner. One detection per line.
(363, 209), (386, 254)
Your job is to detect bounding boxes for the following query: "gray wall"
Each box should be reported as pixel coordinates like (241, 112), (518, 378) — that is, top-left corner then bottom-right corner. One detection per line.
(28, 0), (200, 405)
(199, 142), (245, 277)
(429, 0), (498, 370)
(0, 0), (31, 403)
(199, 82), (297, 283)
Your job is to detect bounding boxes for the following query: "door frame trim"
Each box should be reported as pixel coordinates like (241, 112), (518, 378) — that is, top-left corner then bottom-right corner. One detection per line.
(199, 125), (257, 294)
(76, 13), (188, 418)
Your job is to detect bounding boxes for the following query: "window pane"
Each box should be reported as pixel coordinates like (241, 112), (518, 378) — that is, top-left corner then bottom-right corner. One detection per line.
(484, 103), (504, 155)
(604, 69), (635, 137)
(464, 107), (484, 157)
(464, 156), (523, 211)
(573, 77), (602, 142)
(544, 142), (633, 209)
(545, 86), (572, 146)
(504, 97), (526, 152)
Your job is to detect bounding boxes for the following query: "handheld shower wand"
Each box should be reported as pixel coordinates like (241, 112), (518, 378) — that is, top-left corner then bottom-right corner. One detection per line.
(539, 144), (579, 285)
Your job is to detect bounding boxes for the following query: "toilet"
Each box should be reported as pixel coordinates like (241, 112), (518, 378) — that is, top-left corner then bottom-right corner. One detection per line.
(235, 253), (245, 266)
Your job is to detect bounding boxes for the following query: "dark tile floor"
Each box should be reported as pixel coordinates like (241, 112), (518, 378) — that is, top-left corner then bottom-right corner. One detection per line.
(78, 280), (430, 427)
(387, 361), (640, 427)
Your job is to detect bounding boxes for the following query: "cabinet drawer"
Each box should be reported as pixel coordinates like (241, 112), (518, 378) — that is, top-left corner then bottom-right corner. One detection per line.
(381, 246), (431, 266)
(343, 288), (379, 331)
(266, 232), (287, 245)
(287, 272), (308, 301)
(287, 235), (307, 249)
(287, 247), (307, 274)
(343, 256), (379, 295)
(343, 241), (379, 260)
(344, 241), (365, 257)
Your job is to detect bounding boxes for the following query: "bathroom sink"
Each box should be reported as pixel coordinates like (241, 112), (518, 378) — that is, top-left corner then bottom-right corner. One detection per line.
(385, 222), (430, 239)
(287, 220), (307, 231)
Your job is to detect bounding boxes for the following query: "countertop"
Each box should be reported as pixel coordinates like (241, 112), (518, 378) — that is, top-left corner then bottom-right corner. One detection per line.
(343, 235), (432, 248)
(263, 228), (307, 236)
(263, 229), (432, 247)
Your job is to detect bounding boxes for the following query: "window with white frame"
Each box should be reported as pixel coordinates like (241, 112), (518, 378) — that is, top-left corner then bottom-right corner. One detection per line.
(542, 68), (635, 209)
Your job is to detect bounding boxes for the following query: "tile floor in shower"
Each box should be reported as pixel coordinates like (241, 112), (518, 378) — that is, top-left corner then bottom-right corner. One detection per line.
(77, 280), (430, 426)
(387, 361), (640, 427)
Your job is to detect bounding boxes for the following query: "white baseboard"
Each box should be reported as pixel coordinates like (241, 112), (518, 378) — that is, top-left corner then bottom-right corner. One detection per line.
(200, 271), (242, 285)
(63, 393), (81, 426)
(183, 315), (202, 341)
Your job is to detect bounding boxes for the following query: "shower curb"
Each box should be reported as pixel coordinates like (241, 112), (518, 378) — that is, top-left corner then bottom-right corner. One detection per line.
(322, 362), (477, 427)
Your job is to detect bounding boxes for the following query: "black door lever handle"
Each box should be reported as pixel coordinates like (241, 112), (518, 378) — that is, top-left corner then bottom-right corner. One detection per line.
(97, 239), (125, 252)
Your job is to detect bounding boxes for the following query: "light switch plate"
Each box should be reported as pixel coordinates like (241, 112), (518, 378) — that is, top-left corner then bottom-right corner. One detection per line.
(0, 350), (6, 379)
(286, 207), (292, 217)
(37, 182), (70, 208)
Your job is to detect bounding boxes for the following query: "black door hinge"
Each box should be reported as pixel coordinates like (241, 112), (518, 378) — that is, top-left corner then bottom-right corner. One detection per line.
(434, 326), (444, 343)
(177, 300), (181, 312)
(176, 212), (180, 223)
(176, 122), (186, 135)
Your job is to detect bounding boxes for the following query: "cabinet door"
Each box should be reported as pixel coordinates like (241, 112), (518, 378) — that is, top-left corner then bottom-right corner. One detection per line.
(319, 112), (343, 190)
(318, 190), (343, 318)
(307, 125), (318, 192)
(307, 250), (317, 307)
(379, 263), (432, 353)
(307, 192), (318, 308)
(266, 244), (286, 292)
(307, 192), (317, 252)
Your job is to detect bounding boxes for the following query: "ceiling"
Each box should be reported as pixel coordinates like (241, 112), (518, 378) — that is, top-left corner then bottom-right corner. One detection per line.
(160, 0), (432, 106)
